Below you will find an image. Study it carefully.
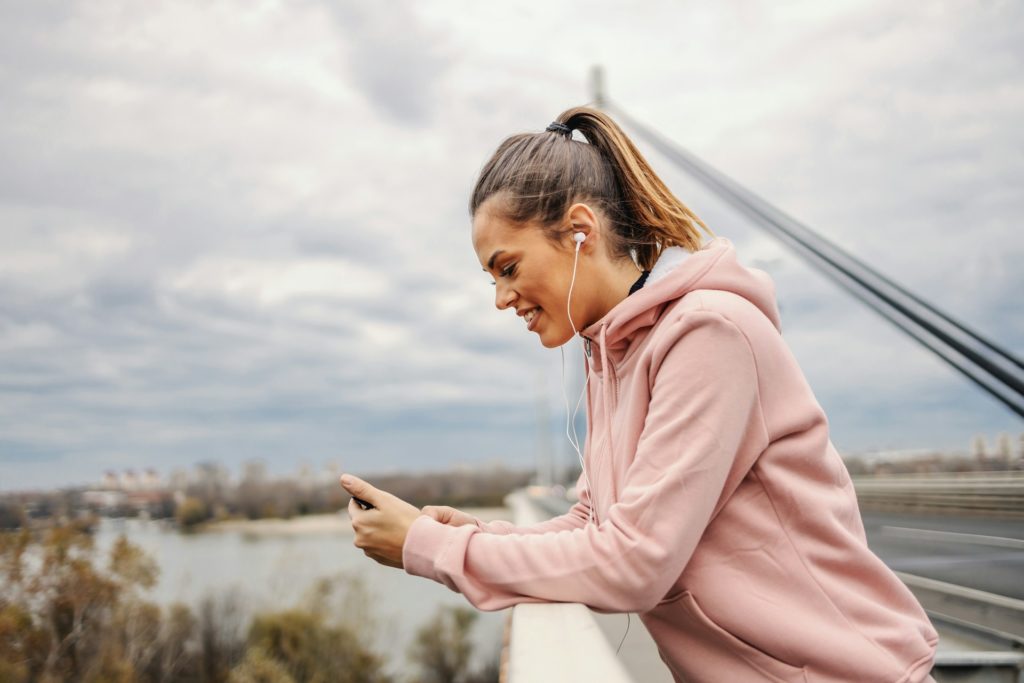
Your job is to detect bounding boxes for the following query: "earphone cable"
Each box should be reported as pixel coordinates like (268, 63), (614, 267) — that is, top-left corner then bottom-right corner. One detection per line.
(616, 614), (631, 655)
(560, 345), (593, 525)
(562, 238), (595, 525)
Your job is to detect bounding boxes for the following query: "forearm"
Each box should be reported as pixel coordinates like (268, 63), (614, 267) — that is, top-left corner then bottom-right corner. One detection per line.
(475, 500), (591, 535)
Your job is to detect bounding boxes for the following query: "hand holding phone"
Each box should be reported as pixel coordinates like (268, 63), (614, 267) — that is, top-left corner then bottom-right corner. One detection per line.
(339, 473), (421, 570)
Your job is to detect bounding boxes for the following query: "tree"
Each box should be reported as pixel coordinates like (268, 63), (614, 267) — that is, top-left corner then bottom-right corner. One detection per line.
(0, 501), (25, 530)
(0, 523), (397, 683)
(0, 519), (164, 681)
(176, 496), (212, 530)
(235, 574), (392, 683)
(229, 647), (297, 683)
(244, 609), (389, 683)
(408, 606), (481, 683)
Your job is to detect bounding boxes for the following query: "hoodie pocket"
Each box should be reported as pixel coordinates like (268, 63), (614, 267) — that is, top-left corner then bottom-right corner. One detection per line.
(678, 591), (808, 682)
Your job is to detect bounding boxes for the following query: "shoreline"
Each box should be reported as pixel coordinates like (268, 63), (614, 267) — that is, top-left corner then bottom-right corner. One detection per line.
(203, 506), (512, 536)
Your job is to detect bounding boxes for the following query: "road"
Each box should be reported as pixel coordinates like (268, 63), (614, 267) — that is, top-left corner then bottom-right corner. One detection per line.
(537, 497), (1023, 599)
(861, 510), (1024, 600)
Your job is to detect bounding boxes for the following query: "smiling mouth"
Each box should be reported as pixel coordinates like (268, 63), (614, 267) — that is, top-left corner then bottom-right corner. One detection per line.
(524, 308), (541, 331)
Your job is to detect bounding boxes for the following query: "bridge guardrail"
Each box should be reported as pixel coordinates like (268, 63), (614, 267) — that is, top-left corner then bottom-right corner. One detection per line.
(503, 491), (635, 683)
(853, 470), (1024, 517)
(501, 482), (1024, 681)
(897, 572), (1024, 646)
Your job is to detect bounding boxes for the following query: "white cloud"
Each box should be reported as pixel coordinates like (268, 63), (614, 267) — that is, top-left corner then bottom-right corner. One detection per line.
(0, 0), (1021, 489)
(170, 256), (390, 306)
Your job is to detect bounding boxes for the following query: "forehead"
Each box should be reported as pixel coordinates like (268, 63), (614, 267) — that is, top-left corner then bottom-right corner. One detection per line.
(471, 205), (530, 266)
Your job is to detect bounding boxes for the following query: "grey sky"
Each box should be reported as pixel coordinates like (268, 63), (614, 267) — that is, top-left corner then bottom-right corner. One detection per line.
(1, 0), (1022, 490)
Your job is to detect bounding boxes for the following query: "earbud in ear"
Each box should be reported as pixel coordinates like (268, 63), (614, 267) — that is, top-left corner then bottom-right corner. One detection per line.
(573, 232), (586, 246)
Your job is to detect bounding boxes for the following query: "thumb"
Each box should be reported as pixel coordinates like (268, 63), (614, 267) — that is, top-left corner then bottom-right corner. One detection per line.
(339, 474), (379, 506)
(421, 505), (450, 523)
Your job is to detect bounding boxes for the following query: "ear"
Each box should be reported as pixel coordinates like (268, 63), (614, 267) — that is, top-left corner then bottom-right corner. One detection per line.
(566, 202), (600, 252)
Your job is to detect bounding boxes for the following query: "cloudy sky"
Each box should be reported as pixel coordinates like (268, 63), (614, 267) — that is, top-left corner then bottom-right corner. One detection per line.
(1, 0), (1022, 491)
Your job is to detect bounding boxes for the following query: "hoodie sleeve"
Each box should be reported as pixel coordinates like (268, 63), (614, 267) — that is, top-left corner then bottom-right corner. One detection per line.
(475, 474), (592, 536)
(403, 310), (768, 613)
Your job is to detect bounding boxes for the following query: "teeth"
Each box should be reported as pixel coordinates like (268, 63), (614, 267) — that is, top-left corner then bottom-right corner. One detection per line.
(525, 309), (537, 323)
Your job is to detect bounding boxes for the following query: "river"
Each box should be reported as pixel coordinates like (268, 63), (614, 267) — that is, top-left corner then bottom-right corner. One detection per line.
(93, 512), (509, 678)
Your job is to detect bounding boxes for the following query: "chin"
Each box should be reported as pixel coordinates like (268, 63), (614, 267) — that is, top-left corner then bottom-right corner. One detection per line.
(539, 329), (575, 349)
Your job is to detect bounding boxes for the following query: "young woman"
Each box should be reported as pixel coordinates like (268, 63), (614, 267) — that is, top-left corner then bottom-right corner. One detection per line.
(340, 106), (939, 682)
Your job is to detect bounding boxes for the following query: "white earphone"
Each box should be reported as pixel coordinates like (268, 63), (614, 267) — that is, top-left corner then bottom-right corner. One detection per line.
(562, 228), (594, 525)
(566, 226), (628, 639)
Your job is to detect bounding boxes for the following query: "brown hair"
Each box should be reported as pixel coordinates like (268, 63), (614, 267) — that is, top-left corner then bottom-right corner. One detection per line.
(470, 106), (712, 270)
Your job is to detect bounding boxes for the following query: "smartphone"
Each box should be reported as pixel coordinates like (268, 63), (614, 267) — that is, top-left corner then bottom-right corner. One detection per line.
(352, 496), (374, 510)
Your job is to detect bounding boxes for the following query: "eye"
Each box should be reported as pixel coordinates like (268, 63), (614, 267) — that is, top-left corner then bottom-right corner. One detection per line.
(489, 262), (516, 286)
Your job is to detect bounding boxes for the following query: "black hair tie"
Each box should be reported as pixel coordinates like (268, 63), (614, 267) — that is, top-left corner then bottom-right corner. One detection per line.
(546, 122), (572, 138)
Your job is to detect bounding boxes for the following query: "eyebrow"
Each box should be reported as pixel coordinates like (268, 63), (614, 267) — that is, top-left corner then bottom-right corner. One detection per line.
(484, 249), (505, 272)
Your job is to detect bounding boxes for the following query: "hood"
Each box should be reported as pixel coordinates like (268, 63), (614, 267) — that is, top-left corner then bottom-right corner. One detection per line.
(580, 238), (780, 369)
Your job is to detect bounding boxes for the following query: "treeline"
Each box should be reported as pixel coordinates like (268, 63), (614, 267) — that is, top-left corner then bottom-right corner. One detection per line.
(0, 466), (533, 532)
(361, 470), (535, 509)
(0, 520), (499, 682)
(845, 452), (1023, 477)
(174, 468), (532, 531)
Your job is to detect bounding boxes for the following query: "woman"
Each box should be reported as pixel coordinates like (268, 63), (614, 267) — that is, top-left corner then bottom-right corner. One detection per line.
(340, 106), (939, 682)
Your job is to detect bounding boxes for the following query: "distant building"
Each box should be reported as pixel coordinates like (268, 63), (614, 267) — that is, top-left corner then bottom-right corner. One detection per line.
(995, 433), (1012, 463)
(297, 463), (314, 491)
(971, 434), (987, 460)
(82, 489), (126, 509)
(148, 469), (161, 488)
(122, 469), (139, 491)
(321, 461), (341, 485)
(242, 459), (267, 484)
(193, 461), (230, 498)
(168, 468), (189, 491)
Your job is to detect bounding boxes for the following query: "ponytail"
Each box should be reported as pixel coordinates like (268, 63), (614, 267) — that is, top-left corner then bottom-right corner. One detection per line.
(470, 105), (712, 269)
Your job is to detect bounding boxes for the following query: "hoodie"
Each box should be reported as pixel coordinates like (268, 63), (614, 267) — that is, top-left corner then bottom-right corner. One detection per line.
(403, 237), (939, 682)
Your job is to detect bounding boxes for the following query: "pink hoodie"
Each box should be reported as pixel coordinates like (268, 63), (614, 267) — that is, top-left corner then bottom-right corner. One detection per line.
(403, 238), (938, 682)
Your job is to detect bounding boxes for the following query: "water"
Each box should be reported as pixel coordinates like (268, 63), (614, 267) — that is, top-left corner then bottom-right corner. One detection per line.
(93, 516), (506, 678)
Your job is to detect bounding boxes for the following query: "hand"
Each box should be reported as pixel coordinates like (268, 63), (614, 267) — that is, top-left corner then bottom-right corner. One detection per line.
(421, 505), (478, 527)
(340, 474), (422, 569)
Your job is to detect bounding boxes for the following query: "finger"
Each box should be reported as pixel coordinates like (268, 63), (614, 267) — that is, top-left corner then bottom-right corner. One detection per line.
(339, 474), (381, 507)
(421, 505), (447, 523)
(365, 551), (403, 570)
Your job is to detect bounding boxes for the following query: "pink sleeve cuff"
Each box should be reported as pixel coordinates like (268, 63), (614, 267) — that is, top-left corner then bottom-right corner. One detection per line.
(403, 514), (458, 583)
(476, 519), (517, 535)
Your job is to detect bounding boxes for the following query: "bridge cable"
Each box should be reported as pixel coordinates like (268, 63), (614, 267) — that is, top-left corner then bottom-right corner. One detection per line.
(604, 103), (1024, 418)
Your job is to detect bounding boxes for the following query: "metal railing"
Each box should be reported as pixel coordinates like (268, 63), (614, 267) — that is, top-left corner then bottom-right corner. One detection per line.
(898, 572), (1024, 646)
(500, 487), (1024, 682)
(853, 471), (1024, 517)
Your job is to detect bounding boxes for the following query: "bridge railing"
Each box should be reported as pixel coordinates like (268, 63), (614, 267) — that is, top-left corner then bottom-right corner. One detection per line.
(502, 490), (637, 683)
(852, 470), (1024, 517)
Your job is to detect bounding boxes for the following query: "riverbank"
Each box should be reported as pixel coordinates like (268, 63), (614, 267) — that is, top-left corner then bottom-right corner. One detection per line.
(92, 514), (509, 680)
(204, 506), (512, 535)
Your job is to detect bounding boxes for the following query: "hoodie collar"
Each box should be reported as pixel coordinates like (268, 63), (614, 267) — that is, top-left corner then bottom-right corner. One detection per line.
(580, 238), (781, 370)
(647, 245), (692, 286)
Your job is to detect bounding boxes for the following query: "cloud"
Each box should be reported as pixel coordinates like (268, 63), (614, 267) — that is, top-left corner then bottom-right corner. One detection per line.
(0, 0), (1021, 490)
(324, 1), (454, 124)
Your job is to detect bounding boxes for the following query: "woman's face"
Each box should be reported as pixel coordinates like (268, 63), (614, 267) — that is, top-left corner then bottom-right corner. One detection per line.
(472, 204), (585, 348)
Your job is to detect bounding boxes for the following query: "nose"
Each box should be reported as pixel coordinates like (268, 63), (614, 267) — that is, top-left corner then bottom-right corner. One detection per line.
(494, 281), (516, 311)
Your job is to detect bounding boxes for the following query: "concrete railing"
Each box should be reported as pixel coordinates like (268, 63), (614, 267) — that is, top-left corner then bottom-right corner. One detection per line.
(853, 470), (1024, 517)
(503, 491), (635, 683)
